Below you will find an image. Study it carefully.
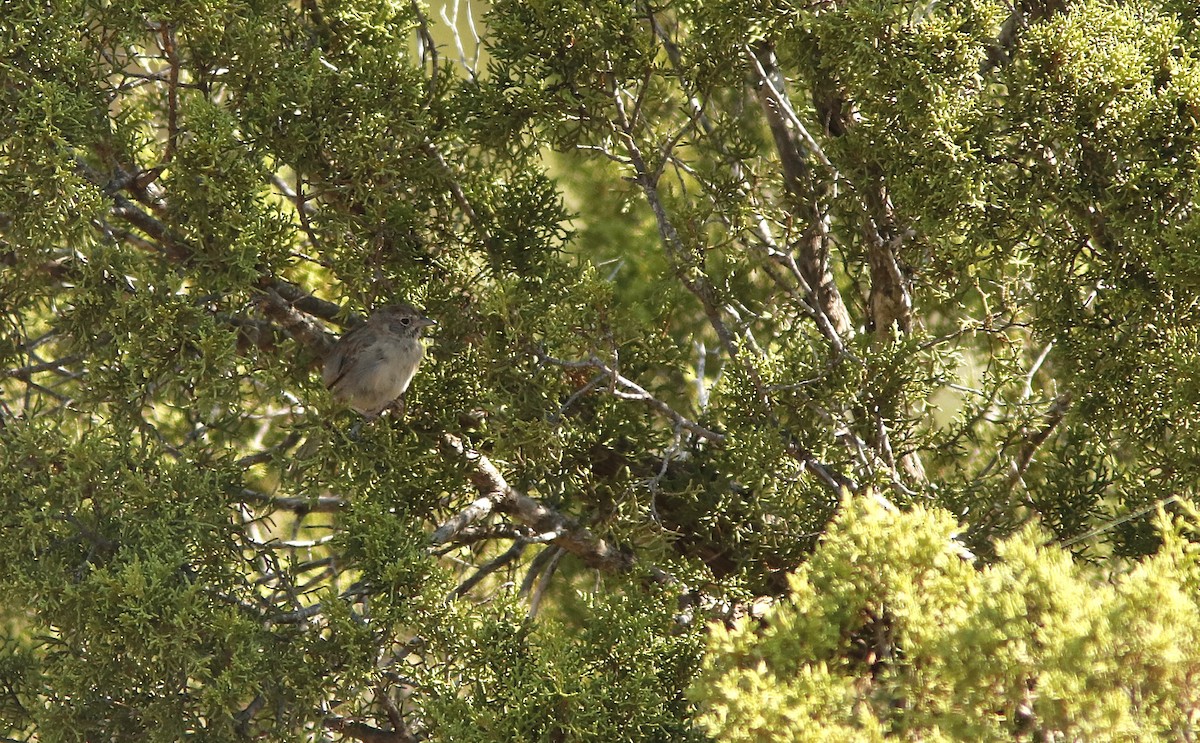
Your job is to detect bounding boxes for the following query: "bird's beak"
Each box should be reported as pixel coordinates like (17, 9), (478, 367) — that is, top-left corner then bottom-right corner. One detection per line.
(419, 317), (437, 329)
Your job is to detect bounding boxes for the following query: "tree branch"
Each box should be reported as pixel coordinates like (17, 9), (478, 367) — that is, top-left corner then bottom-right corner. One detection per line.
(324, 715), (415, 743)
(157, 22), (180, 164)
(430, 494), (499, 545)
(79, 153), (353, 353)
(440, 434), (661, 578)
(421, 138), (492, 244)
(239, 488), (348, 514)
(1008, 392), (1072, 489)
(608, 75), (742, 364)
(745, 43), (854, 340)
(2, 355), (83, 380)
(538, 352), (851, 492)
(537, 352), (725, 443)
(235, 431), (303, 468)
(255, 288), (336, 361)
(647, 14), (851, 359)
(447, 540), (526, 600)
(862, 180), (915, 335)
(260, 278), (349, 325)
(409, 0), (440, 109)
(743, 44), (927, 487)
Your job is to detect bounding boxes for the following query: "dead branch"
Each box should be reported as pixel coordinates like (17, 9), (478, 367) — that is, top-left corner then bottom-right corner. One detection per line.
(1008, 392), (1072, 489)
(324, 715), (416, 743)
(745, 43), (854, 340)
(608, 74), (743, 364)
(440, 434), (653, 577)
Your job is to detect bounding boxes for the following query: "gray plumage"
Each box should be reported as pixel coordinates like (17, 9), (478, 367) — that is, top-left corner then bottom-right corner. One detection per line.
(322, 303), (435, 418)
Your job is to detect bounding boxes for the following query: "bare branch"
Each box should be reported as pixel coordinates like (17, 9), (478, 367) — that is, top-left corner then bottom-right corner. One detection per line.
(861, 180), (915, 335)
(539, 352), (851, 492)
(239, 488), (348, 514)
(430, 494), (499, 545)
(538, 352), (724, 443)
(440, 0), (483, 78)
(441, 434), (658, 577)
(233, 695), (265, 736)
(608, 74), (743, 364)
(648, 17), (849, 357)
(744, 44), (838, 174)
(447, 541), (526, 600)
(108, 192), (193, 261)
(744, 44), (854, 340)
(271, 173), (330, 259)
(743, 44), (925, 486)
(80, 155), (352, 359)
(3, 355), (82, 380)
(421, 138), (492, 243)
(373, 685), (415, 743)
(410, 0), (440, 108)
(527, 546), (564, 618)
(1008, 392), (1072, 489)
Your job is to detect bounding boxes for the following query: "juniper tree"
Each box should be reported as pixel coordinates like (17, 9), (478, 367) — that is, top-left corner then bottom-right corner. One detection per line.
(4, 0), (1200, 739)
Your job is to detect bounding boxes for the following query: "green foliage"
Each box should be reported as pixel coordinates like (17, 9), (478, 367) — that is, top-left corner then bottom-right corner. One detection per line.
(694, 495), (1200, 741)
(422, 588), (706, 742)
(5, 0), (1200, 738)
(0, 422), (331, 741)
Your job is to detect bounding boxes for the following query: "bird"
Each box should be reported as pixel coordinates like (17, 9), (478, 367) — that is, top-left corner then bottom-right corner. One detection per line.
(322, 303), (436, 419)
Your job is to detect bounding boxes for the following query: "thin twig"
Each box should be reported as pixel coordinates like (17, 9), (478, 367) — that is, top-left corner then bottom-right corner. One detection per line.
(410, 0), (440, 108)
(1007, 392), (1072, 489)
(236, 431), (303, 468)
(239, 488), (348, 514)
(541, 352), (724, 442)
(447, 541), (526, 600)
(527, 547), (564, 619)
(422, 139), (491, 243)
(1060, 495), (1181, 549)
(3, 355), (82, 379)
(608, 73), (742, 363)
(441, 433), (659, 577)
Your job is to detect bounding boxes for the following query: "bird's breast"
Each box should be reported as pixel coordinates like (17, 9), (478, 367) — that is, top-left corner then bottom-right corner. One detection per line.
(365, 337), (423, 395)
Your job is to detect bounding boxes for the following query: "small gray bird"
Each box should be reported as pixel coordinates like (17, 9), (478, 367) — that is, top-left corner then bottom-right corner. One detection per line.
(322, 303), (436, 418)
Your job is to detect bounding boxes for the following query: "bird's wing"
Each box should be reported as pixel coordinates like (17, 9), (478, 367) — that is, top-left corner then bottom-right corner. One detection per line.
(322, 327), (361, 390)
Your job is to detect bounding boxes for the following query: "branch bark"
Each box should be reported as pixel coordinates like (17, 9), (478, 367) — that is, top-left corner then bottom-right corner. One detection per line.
(608, 75), (743, 365)
(747, 43), (854, 340)
(323, 716), (415, 743)
(1008, 392), (1072, 489)
(239, 488), (348, 514)
(862, 180), (915, 335)
(439, 434), (662, 578)
(255, 288), (336, 361)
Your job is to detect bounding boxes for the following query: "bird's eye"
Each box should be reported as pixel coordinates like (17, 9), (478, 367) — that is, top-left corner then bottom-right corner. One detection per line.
(400, 317), (411, 326)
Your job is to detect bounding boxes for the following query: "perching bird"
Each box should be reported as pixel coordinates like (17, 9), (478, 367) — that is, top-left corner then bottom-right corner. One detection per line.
(322, 303), (435, 418)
